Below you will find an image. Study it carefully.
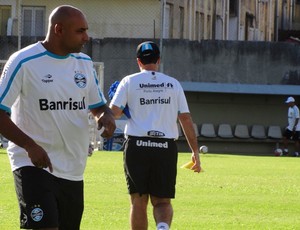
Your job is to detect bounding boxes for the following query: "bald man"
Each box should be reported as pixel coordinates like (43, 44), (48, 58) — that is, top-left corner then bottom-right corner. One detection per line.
(0, 5), (115, 230)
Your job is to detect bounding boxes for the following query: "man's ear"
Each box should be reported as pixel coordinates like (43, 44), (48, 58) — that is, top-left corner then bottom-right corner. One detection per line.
(54, 23), (63, 35)
(137, 58), (144, 67)
(156, 58), (160, 65)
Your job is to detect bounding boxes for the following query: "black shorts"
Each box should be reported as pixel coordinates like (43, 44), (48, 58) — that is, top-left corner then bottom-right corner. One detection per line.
(123, 136), (178, 198)
(13, 166), (84, 230)
(283, 129), (300, 141)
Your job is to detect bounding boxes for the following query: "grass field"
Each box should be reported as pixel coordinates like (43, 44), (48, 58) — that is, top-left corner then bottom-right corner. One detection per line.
(1, 148), (300, 230)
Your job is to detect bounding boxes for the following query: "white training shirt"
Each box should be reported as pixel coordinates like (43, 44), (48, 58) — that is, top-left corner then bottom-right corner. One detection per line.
(0, 42), (106, 181)
(287, 105), (300, 131)
(110, 70), (189, 139)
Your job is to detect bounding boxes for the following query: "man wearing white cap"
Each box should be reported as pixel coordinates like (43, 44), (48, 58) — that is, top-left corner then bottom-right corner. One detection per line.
(282, 96), (300, 156)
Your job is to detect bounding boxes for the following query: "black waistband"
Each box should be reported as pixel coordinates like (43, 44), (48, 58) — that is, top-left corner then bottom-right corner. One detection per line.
(127, 135), (175, 141)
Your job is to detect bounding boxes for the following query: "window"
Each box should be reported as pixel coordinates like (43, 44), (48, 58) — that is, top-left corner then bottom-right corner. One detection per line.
(195, 11), (200, 41)
(230, 0), (238, 17)
(200, 13), (205, 40)
(22, 6), (45, 36)
(179, 6), (184, 39)
(164, 3), (173, 39)
(207, 15), (211, 39)
(0, 5), (11, 36)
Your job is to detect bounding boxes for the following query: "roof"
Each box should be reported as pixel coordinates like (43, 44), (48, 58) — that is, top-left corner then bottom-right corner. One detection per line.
(180, 82), (300, 95)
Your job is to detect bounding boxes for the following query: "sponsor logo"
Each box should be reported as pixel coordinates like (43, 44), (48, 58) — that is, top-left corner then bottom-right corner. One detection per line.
(140, 97), (171, 105)
(31, 207), (43, 222)
(147, 130), (165, 137)
(136, 140), (168, 148)
(139, 82), (174, 89)
(139, 82), (174, 93)
(151, 72), (156, 80)
(74, 72), (87, 88)
(39, 97), (86, 110)
(41, 74), (53, 83)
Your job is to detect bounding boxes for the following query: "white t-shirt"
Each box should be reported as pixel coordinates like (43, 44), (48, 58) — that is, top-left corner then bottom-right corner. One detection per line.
(287, 105), (300, 131)
(110, 70), (189, 139)
(0, 42), (106, 181)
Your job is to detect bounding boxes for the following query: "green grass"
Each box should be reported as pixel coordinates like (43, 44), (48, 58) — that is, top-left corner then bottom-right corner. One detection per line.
(1, 148), (300, 229)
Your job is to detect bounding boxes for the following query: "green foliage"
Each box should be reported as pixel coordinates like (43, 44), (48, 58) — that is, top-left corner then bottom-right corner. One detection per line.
(0, 149), (299, 229)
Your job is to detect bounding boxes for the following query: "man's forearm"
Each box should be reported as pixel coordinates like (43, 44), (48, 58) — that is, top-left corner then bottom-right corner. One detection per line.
(0, 110), (36, 150)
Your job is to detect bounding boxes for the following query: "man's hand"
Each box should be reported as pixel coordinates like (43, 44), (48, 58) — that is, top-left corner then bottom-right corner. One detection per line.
(191, 153), (201, 173)
(92, 105), (116, 139)
(26, 143), (53, 172)
(0, 110), (53, 172)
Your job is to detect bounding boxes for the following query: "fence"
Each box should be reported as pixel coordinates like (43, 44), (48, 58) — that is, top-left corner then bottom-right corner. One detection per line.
(0, 60), (5, 75)
(0, 0), (164, 60)
(90, 62), (105, 151)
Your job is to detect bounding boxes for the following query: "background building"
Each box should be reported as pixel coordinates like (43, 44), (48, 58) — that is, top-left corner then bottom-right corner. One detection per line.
(1, 0), (300, 154)
(1, 0), (299, 42)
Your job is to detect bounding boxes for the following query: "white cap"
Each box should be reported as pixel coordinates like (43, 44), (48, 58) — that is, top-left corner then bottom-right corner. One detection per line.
(285, 96), (295, 103)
